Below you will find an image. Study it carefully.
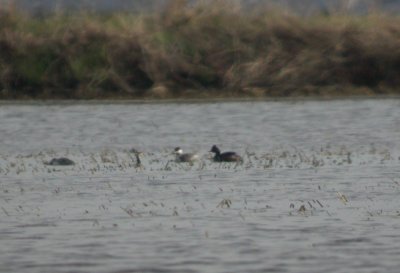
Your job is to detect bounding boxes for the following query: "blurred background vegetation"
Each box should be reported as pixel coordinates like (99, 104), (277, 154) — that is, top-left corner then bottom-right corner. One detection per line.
(1, 0), (400, 99)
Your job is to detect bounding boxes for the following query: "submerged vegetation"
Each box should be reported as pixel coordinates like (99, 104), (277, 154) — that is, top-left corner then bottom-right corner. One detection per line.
(1, 1), (400, 99)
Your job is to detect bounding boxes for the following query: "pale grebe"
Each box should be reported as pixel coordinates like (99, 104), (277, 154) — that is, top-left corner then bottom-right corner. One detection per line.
(173, 147), (199, 163)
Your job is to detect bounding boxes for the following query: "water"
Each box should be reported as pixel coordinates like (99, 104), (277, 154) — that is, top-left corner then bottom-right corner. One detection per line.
(0, 99), (399, 273)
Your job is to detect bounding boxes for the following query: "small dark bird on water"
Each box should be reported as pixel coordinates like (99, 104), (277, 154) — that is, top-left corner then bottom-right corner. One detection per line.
(173, 147), (199, 163)
(130, 148), (142, 168)
(45, 157), (75, 166)
(210, 145), (242, 162)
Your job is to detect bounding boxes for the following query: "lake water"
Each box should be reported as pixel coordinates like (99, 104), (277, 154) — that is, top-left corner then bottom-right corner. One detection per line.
(0, 99), (400, 273)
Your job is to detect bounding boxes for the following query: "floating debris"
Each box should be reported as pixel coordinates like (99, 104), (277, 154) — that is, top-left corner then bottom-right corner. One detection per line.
(298, 205), (306, 212)
(217, 199), (232, 208)
(337, 192), (348, 205)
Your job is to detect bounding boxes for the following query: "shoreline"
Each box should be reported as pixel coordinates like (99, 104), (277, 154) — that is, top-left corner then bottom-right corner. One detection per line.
(1, 94), (399, 105)
(2, 3), (400, 99)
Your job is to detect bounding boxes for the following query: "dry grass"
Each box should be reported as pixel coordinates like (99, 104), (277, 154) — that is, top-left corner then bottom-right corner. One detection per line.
(1, 0), (400, 99)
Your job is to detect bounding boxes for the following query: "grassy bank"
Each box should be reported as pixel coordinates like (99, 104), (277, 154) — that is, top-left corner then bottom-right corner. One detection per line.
(1, 1), (400, 99)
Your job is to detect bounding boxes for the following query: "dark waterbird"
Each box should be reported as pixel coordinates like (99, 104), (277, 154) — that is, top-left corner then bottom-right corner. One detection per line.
(45, 157), (75, 166)
(210, 145), (242, 162)
(130, 148), (143, 168)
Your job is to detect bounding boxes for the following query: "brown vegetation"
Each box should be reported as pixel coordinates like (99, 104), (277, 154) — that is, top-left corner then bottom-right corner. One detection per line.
(1, 1), (400, 99)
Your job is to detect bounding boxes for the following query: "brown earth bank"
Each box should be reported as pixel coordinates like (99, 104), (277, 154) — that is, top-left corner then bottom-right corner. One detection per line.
(1, 0), (400, 100)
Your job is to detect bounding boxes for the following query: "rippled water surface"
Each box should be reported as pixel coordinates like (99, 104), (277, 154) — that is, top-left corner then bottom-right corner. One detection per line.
(1, 99), (400, 273)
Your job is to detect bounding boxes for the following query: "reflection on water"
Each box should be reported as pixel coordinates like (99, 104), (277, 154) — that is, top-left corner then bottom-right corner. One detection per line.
(0, 99), (399, 273)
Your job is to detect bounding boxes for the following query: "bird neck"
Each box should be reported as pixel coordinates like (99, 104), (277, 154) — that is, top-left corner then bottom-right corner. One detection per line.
(135, 154), (141, 167)
(213, 152), (221, 161)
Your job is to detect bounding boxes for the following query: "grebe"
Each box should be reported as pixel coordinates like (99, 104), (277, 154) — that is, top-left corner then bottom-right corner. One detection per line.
(210, 145), (242, 162)
(130, 148), (143, 168)
(173, 147), (199, 163)
(45, 157), (75, 166)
